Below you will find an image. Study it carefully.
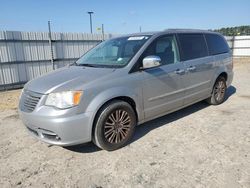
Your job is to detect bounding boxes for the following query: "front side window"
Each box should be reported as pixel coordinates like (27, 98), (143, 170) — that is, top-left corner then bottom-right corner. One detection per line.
(76, 36), (150, 67)
(178, 34), (208, 61)
(205, 34), (229, 55)
(141, 35), (180, 65)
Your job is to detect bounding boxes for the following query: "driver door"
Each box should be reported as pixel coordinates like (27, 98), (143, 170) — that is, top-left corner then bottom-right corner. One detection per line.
(142, 35), (186, 120)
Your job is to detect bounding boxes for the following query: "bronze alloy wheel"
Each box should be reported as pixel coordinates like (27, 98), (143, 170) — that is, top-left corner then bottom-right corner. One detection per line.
(93, 100), (136, 150)
(206, 76), (227, 105)
(104, 109), (131, 144)
(214, 80), (226, 102)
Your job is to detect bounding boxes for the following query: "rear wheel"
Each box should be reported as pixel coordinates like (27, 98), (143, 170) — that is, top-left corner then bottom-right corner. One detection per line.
(206, 76), (227, 105)
(93, 100), (136, 151)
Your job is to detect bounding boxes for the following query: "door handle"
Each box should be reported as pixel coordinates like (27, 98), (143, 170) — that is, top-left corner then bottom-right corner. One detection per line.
(187, 66), (196, 71)
(175, 69), (185, 75)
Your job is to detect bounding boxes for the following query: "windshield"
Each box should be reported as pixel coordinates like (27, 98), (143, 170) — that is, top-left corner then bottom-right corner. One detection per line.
(75, 35), (151, 67)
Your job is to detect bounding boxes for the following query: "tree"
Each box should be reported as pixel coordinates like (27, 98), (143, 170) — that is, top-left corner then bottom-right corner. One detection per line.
(213, 26), (250, 36)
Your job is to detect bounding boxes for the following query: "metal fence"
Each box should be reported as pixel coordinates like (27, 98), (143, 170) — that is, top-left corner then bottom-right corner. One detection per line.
(225, 35), (250, 57)
(0, 31), (250, 90)
(0, 31), (112, 90)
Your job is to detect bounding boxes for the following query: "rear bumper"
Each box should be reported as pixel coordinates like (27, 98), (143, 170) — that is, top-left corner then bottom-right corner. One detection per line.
(227, 71), (234, 87)
(19, 107), (94, 146)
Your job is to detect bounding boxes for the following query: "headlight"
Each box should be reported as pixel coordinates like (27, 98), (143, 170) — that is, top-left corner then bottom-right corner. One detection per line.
(45, 91), (83, 109)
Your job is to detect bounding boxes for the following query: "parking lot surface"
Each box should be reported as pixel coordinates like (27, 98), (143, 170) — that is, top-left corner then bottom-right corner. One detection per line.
(0, 61), (249, 188)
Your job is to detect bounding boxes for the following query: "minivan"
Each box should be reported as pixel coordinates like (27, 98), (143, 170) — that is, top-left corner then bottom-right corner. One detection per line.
(19, 29), (233, 151)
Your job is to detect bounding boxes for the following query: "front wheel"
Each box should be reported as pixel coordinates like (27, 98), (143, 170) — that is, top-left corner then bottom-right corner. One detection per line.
(93, 100), (136, 151)
(206, 76), (227, 105)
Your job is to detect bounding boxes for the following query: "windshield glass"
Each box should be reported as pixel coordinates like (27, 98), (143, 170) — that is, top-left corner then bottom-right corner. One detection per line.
(75, 35), (151, 67)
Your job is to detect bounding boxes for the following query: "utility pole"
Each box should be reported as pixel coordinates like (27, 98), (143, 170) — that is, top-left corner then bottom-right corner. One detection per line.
(102, 24), (105, 41)
(48, 21), (55, 70)
(87, 11), (94, 33)
(139, 26), (142, 33)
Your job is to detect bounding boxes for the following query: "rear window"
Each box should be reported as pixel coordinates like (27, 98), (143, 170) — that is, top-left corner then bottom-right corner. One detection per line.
(205, 34), (229, 55)
(178, 34), (208, 61)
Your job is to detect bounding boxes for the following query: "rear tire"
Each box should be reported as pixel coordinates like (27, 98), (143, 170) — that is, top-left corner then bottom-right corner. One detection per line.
(206, 76), (227, 105)
(93, 100), (136, 151)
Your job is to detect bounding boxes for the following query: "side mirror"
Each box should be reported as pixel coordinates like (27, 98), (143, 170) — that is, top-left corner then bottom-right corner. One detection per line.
(142, 56), (161, 69)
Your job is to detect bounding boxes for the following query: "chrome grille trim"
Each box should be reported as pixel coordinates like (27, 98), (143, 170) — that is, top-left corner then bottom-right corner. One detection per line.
(21, 90), (42, 112)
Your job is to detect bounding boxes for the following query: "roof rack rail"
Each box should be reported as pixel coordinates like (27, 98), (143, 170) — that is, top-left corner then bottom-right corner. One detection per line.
(164, 28), (207, 31)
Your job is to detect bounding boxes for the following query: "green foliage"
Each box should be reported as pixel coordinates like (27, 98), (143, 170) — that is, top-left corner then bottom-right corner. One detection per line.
(213, 26), (250, 36)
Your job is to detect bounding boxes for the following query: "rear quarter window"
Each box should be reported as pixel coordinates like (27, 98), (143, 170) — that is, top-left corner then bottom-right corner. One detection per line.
(205, 34), (229, 55)
(178, 34), (208, 61)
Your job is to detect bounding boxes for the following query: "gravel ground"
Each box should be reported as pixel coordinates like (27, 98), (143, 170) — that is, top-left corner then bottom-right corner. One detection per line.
(0, 61), (250, 188)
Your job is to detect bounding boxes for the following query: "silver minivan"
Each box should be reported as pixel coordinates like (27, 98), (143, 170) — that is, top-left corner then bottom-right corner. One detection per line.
(19, 29), (233, 150)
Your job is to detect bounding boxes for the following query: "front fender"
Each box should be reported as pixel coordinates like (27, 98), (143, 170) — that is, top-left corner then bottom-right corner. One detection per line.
(85, 86), (144, 123)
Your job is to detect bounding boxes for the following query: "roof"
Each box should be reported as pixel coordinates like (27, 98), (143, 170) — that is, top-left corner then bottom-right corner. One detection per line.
(122, 29), (218, 37)
(164, 28), (215, 33)
(111, 29), (220, 40)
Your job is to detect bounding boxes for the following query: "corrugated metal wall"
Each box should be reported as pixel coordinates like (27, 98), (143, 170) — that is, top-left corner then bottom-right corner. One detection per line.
(225, 36), (250, 56)
(0, 31), (112, 90)
(0, 31), (250, 90)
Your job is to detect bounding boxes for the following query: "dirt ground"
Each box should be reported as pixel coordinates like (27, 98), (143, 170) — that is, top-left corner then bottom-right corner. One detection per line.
(0, 59), (250, 188)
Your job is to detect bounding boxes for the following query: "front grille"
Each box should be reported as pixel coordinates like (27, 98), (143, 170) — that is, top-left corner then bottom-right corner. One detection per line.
(21, 90), (42, 112)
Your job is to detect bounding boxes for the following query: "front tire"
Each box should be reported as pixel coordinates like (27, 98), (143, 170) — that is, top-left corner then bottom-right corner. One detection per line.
(206, 76), (227, 105)
(93, 100), (136, 151)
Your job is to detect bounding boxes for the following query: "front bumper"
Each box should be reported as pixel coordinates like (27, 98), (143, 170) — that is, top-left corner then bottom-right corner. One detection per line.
(19, 106), (94, 146)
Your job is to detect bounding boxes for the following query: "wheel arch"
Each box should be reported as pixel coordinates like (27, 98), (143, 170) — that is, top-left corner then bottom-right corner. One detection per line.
(218, 72), (228, 81)
(210, 69), (228, 91)
(91, 96), (138, 139)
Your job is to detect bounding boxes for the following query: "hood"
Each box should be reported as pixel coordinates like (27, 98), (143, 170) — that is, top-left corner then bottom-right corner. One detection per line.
(24, 66), (115, 94)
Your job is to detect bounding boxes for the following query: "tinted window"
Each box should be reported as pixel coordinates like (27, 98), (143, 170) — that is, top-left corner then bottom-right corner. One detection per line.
(178, 34), (208, 61)
(205, 34), (229, 55)
(142, 35), (180, 65)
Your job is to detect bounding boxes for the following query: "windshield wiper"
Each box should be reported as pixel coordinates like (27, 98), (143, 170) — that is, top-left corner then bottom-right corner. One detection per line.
(77, 63), (98, 67)
(75, 63), (122, 68)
